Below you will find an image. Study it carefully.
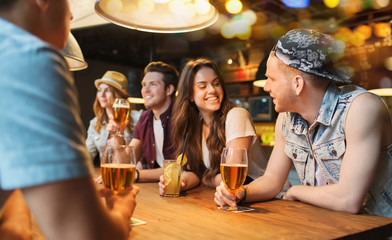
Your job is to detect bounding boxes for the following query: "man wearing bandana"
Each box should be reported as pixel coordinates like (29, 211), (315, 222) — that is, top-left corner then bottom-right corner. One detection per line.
(215, 29), (392, 218)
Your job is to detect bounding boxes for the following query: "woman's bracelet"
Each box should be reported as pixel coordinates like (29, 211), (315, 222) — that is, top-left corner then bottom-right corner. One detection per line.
(135, 169), (140, 183)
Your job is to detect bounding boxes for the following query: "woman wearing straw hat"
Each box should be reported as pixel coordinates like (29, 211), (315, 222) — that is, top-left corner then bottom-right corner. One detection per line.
(86, 70), (132, 162)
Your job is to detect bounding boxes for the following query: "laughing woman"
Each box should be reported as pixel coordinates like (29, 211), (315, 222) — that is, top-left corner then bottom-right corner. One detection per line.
(159, 58), (271, 194)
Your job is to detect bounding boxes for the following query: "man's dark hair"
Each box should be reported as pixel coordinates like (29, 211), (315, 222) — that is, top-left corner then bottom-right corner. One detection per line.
(144, 61), (179, 97)
(0, 0), (16, 11)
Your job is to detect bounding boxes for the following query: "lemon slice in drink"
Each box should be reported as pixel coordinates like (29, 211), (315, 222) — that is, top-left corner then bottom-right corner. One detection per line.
(176, 154), (187, 166)
(164, 164), (173, 186)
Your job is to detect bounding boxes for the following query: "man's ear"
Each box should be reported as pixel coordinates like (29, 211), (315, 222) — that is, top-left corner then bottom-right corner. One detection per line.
(34, 0), (49, 12)
(166, 84), (175, 96)
(293, 75), (305, 96)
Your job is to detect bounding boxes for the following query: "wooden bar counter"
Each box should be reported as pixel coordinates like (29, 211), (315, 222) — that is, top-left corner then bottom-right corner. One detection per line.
(129, 182), (392, 240)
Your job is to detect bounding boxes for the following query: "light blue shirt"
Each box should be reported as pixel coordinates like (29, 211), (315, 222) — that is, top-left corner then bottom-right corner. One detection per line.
(0, 18), (92, 189)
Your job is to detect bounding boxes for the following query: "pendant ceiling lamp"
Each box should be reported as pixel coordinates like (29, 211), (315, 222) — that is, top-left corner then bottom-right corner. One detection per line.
(60, 33), (88, 71)
(95, 0), (219, 33)
(69, 0), (109, 29)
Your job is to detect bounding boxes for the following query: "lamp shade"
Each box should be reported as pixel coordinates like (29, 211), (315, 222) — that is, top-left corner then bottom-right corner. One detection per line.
(253, 56), (268, 88)
(60, 33), (88, 71)
(69, 0), (109, 29)
(94, 0), (219, 33)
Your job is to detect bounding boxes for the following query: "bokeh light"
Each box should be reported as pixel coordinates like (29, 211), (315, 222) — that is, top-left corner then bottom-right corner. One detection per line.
(324, 0), (339, 8)
(225, 0), (243, 14)
(374, 22), (391, 38)
(332, 39), (346, 59)
(350, 31), (366, 46)
(340, 0), (362, 16)
(282, 0), (310, 8)
(106, 0), (123, 13)
(241, 10), (257, 25)
(138, 0), (154, 14)
(372, 0), (390, 9)
(221, 22), (236, 38)
(333, 27), (352, 43)
(195, 0), (211, 14)
(354, 25), (372, 40)
(385, 57), (392, 71)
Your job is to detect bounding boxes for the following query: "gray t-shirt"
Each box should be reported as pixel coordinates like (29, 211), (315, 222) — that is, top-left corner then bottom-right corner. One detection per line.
(0, 18), (92, 189)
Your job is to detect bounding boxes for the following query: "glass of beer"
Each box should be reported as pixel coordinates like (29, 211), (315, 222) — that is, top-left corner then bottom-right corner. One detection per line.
(112, 98), (130, 137)
(101, 145), (136, 193)
(220, 148), (248, 211)
(163, 159), (182, 197)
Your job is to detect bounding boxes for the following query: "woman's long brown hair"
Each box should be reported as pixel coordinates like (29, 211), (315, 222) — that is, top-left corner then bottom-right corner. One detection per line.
(93, 85), (131, 134)
(172, 58), (234, 188)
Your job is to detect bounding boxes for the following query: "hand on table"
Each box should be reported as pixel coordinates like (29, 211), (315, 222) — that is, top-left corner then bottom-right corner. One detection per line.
(214, 182), (246, 208)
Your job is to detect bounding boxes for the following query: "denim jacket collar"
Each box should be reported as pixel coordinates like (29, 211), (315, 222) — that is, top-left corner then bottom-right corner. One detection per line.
(289, 83), (339, 135)
(316, 83), (340, 126)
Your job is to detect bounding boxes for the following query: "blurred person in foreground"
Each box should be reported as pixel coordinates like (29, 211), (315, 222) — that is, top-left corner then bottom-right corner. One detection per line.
(108, 61), (178, 183)
(86, 70), (132, 162)
(215, 29), (392, 217)
(0, 0), (138, 239)
(159, 58), (279, 194)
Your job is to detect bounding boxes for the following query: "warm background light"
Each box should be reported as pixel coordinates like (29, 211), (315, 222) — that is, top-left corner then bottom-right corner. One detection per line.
(95, 0), (218, 33)
(372, 0), (390, 9)
(253, 80), (267, 88)
(225, 0), (243, 14)
(105, 0), (123, 13)
(354, 25), (372, 40)
(385, 57), (392, 71)
(369, 88), (392, 96)
(324, 0), (339, 8)
(128, 97), (145, 104)
(195, 0), (211, 14)
(374, 22), (391, 38)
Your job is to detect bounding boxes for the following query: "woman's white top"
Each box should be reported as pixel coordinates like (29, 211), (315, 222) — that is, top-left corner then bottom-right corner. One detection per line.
(202, 107), (267, 180)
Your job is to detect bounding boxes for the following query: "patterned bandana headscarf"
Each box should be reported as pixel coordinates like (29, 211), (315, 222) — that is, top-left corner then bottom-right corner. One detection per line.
(274, 29), (351, 84)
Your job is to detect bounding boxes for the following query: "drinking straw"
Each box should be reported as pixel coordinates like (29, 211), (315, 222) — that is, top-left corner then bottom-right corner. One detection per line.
(180, 132), (189, 166)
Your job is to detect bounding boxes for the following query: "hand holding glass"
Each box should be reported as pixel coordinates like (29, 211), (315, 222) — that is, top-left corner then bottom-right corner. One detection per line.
(101, 145), (136, 193)
(112, 98), (130, 137)
(220, 148), (248, 211)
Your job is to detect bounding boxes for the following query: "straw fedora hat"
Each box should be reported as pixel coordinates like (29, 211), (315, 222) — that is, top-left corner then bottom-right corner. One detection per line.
(94, 71), (129, 97)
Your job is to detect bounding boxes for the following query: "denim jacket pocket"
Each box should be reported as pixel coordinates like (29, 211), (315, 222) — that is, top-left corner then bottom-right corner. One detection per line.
(313, 139), (345, 181)
(285, 142), (309, 183)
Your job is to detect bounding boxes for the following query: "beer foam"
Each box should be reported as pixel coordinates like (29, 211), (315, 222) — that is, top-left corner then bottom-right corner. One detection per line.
(113, 103), (130, 108)
(101, 163), (135, 168)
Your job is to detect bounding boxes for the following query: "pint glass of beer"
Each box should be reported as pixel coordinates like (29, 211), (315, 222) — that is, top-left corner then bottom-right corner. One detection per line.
(220, 148), (248, 211)
(101, 145), (136, 193)
(112, 98), (130, 137)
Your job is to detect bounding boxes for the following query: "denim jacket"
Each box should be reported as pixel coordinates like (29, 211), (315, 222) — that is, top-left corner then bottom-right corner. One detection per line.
(86, 117), (132, 159)
(282, 83), (392, 217)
